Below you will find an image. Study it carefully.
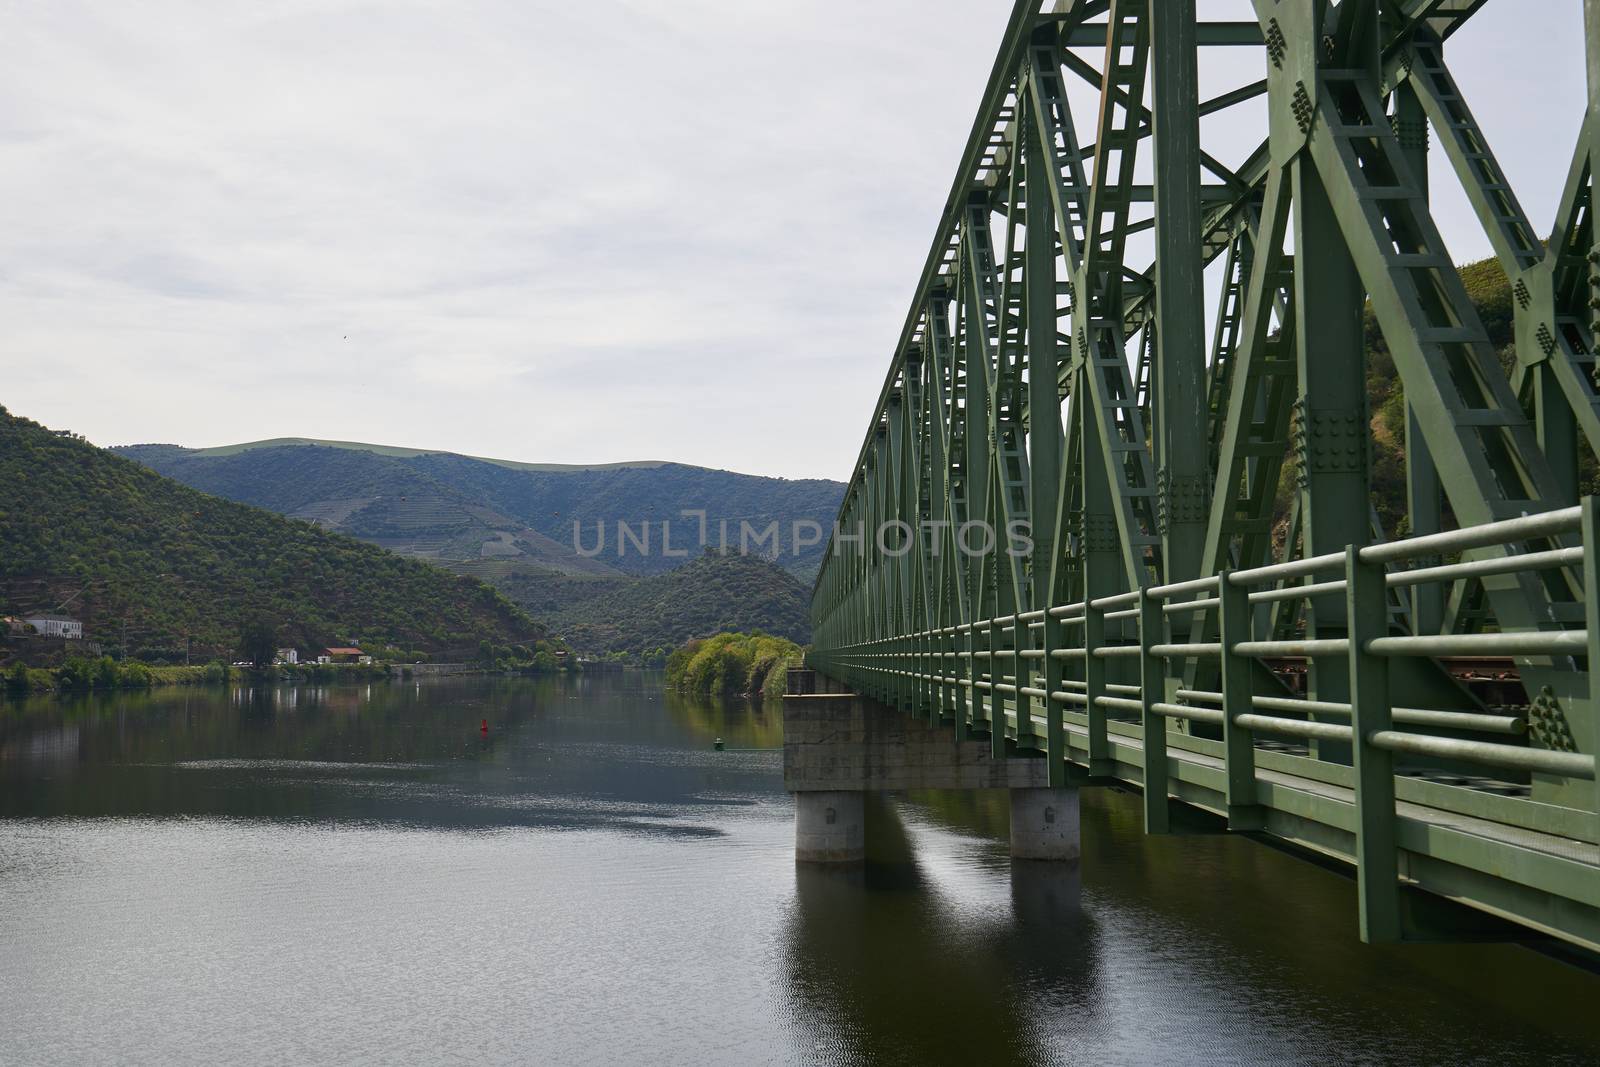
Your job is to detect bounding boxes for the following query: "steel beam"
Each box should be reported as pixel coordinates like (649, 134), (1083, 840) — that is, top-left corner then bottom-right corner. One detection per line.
(1150, 0), (1209, 588)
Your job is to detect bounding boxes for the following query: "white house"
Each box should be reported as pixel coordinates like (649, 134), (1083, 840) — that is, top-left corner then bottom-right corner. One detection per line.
(23, 614), (83, 640)
(274, 648), (299, 665)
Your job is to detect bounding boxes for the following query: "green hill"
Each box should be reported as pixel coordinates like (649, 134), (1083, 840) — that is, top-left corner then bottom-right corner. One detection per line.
(0, 407), (551, 662)
(488, 551), (811, 656)
(116, 441), (845, 579)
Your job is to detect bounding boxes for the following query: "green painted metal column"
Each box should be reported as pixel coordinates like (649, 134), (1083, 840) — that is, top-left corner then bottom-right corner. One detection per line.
(1292, 157), (1368, 763)
(1534, 367), (1580, 508)
(1026, 98), (1063, 756)
(1149, 0), (1208, 589)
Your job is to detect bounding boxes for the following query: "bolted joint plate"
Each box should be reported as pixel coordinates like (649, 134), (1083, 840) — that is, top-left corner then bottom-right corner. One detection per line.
(1080, 513), (1119, 554)
(1528, 687), (1578, 754)
(1254, 1), (1323, 164)
(1290, 398), (1366, 489)
(1157, 471), (1207, 534)
(1389, 114), (1427, 151)
(1511, 266), (1558, 368)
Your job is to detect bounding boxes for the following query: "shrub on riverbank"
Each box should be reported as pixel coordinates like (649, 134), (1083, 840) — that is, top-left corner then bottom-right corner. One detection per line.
(153, 663), (231, 687)
(4, 665), (58, 694)
(5, 657), (232, 694)
(245, 662), (390, 684)
(665, 632), (802, 698)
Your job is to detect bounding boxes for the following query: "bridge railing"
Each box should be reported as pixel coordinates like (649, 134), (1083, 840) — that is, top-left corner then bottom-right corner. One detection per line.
(809, 500), (1597, 943)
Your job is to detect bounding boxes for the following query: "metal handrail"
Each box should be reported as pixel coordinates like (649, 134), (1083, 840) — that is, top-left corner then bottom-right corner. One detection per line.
(813, 502), (1594, 789)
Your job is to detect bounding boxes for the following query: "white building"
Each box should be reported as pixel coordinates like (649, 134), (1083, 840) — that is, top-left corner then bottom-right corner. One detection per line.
(23, 614), (83, 640)
(274, 648), (299, 665)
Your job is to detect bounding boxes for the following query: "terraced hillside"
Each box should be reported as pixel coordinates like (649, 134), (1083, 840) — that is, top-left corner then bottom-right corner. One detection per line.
(117, 440), (845, 578)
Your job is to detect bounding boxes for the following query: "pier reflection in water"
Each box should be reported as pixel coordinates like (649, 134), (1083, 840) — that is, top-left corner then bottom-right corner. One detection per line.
(784, 795), (1093, 1064)
(0, 673), (1595, 1065)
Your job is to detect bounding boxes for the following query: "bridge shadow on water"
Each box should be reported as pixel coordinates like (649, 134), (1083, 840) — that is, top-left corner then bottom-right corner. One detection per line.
(778, 783), (1600, 1064)
(781, 792), (1100, 1065)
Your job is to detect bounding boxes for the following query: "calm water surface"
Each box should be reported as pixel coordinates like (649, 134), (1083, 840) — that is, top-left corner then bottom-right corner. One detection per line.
(1, 673), (1596, 1065)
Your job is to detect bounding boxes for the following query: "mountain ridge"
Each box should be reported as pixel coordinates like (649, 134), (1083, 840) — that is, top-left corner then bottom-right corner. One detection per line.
(119, 437), (682, 473)
(0, 406), (553, 663)
(117, 440), (847, 578)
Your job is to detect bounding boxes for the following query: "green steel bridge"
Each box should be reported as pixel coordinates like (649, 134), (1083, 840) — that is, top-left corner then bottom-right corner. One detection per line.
(806, 0), (1600, 952)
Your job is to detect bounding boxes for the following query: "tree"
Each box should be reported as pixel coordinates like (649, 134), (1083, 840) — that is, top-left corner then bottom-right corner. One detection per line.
(238, 616), (278, 668)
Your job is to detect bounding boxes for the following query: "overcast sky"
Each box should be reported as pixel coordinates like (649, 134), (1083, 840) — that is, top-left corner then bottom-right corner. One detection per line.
(0, 1), (1587, 480)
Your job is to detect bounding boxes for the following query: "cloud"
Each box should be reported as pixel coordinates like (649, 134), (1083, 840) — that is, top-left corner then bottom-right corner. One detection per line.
(0, 1), (1585, 478)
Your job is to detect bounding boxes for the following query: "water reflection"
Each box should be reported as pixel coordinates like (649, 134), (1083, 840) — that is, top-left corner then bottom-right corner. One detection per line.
(0, 674), (1596, 1066)
(662, 687), (784, 749)
(0, 673), (781, 839)
(782, 794), (1098, 1065)
(894, 782), (1600, 1064)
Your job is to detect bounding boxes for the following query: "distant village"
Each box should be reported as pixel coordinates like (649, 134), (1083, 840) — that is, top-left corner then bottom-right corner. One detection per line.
(270, 646), (374, 667)
(3, 613), (372, 667)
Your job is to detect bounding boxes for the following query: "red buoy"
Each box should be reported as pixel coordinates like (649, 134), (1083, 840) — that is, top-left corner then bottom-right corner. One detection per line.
(480, 718), (488, 734)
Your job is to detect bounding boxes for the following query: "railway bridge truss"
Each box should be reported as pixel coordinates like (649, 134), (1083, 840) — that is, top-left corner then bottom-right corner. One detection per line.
(807, 0), (1600, 951)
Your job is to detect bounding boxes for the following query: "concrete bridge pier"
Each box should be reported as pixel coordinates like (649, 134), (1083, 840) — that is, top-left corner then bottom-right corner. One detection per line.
(1009, 787), (1080, 862)
(794, 790), (866, 863)
(783, 670), (1076, 864)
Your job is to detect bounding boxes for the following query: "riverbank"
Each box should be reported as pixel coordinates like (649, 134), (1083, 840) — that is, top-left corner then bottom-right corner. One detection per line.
(2, 656), (570, 700)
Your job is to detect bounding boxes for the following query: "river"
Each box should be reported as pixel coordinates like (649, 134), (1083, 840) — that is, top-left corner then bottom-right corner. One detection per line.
(0, 672), (1595, 1065)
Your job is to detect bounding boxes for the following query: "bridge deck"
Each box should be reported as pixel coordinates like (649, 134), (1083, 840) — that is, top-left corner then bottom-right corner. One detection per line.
(991, 707), (1600, 950)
